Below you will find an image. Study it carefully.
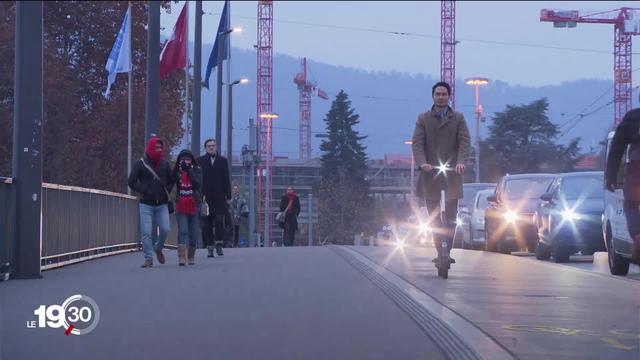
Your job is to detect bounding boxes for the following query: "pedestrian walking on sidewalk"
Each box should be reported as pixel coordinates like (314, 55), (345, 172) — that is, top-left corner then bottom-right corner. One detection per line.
(279, 186), (301, 247)
(230, 184), (249, 247)
(198, 139), (231, 258)
(128, 137), (174, 268)
(172, 149), (203, 266)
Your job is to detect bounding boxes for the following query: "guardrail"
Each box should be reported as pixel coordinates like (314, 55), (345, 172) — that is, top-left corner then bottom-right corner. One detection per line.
(0, 177), (15, 278)
(0, 178), (180, 274)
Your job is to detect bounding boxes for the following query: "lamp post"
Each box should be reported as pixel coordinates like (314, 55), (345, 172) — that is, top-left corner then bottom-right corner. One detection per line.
(404, 140), (414, 203)
(227, 78), (248, 174)
(258, 112), (279, 247)
(464, 77), (489, 183)
(215, 27), (242, 152)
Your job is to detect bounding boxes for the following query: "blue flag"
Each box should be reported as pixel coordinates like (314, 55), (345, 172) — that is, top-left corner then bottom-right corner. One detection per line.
(204, 0), (230, 89)
(104, 8), (131, 98)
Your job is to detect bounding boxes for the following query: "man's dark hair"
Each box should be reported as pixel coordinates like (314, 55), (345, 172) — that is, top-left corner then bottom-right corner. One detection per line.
(432, 82), (451, 96)
(203, 139), (216, 148)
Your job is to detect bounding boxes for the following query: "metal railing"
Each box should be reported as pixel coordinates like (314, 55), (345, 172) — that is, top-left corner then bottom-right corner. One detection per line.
(0, 177), (15, 278)
(40, 183), (141, 270)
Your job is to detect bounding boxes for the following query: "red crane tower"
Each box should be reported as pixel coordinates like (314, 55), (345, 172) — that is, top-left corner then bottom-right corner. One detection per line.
(295, 58), (313, 161)
(441, 0), (456, 108)
(256, 1), (274, 245)
(540, 7), (640, 125)
(294, 58), (328, 161)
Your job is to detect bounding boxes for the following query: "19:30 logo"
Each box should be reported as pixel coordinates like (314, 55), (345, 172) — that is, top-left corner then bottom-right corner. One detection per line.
(27, 294), (100, 336)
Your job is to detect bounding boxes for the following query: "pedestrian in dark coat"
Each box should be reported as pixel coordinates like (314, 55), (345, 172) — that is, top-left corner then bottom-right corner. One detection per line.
(605, 107), (640, 264)
(197, 139), (231, 257)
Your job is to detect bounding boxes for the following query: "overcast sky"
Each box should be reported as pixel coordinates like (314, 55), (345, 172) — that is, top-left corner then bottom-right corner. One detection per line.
(160, 1), (639, 87)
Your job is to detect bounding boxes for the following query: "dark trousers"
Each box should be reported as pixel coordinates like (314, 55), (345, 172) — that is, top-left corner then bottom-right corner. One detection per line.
(233, 225), (240, 247)
(202, 196), (226, 247)
(425, 198), (458, 257)
(624, 160), (640, 239)
(283, 222), (296, 247)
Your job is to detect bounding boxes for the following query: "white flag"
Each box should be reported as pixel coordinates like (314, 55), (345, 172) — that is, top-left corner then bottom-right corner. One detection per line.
(104, 8), (131, 98)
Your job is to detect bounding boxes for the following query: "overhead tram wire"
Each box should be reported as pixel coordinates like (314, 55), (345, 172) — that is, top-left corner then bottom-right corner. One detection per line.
(558, 67), (640, 137)
(204, 11), (639, 55)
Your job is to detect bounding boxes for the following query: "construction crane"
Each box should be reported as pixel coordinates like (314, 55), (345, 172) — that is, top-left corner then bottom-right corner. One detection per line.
(540, 7), (640, 125)
(441, 0), (456, 108)
(256, 1), (274, 246)
(294, 57), (328, 161)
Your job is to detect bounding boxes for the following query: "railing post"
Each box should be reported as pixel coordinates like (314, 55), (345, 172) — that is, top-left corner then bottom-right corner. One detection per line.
(12, 1), (44, 279)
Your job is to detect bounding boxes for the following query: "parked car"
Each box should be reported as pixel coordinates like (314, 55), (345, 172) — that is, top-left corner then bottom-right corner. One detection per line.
(454, 183), (496, 248)
(534, 171), (605, 262)
(602, 131), (634, 275)
(485, 174), (557, 253)
(459, 189), (495, 249)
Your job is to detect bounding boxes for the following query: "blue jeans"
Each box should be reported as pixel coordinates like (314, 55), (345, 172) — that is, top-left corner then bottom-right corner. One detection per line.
(176, 209), (200, 247)
(139, 203), (170, 261)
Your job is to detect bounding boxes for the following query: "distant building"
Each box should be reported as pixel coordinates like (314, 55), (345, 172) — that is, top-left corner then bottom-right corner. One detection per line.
(230, 153), (416, 244)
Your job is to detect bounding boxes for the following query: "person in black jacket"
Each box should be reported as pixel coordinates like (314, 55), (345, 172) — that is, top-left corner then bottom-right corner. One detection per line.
(279, 186), (301, 247)
(606, 107), (640, 264)
(172, 149), (202, 266)
(128, 137), (174, 268)
(198, 139), (231, 257)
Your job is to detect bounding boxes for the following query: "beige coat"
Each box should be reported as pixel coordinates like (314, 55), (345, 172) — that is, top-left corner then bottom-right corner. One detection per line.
(411, 107), (471, 200)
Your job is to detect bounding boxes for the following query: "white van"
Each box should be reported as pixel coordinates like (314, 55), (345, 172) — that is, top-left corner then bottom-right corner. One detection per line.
(602, 131), (634, 275)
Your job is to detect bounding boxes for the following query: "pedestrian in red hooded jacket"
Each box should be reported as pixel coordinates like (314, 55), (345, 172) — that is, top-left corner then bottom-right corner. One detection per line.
(128, 137), (174, 268)
(279, 186), (301, 247)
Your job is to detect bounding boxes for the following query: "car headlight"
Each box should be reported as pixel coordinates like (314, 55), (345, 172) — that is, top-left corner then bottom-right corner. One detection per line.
(562, 209), (582, 222)
(456, 218), (464, 226)
(395, 239), (406, 249)
(503, 210), (517, 223)
(418, 223), (431, 234)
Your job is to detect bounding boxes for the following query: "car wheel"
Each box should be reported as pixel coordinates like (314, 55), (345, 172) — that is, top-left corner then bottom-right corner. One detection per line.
(607, 223), (630, 276)
(536, 242), (551, 260)
(552, 240), (569, 263)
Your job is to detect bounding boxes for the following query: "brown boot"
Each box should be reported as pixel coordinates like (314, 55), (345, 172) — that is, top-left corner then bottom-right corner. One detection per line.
(188, 246), (196, 265)
(155, 249), (165, 264)
(141, 259), (153, 268)
(177, 245), (187, 266)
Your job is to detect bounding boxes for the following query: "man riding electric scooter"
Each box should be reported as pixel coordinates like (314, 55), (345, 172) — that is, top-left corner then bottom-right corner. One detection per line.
(411, 82), (471, 272)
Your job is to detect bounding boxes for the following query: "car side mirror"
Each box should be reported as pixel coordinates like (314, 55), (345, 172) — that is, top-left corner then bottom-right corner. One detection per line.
(540, 193), (554, 202)
(487, 195), (497, 203)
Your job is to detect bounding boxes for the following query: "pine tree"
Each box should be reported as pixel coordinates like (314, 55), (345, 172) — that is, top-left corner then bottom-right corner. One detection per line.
(318, 90), (372, 244)
(483, 98), (580, 178)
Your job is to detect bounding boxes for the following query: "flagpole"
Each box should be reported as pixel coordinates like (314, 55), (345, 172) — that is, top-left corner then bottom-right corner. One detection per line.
(127, 2), (133, 195)
(185, 1), (190, 151)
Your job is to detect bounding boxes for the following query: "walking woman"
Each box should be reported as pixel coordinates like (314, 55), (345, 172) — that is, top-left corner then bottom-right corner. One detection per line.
(279, 186), (301, 247)
(173, 149), (203, 266)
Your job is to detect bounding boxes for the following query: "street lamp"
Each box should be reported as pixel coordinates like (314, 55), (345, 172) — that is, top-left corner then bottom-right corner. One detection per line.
(258, 112), (279, 247)
(227, 78), (249, 172)
(465, 77), (489, 183)
(404, 140), (415, 203)
(215, 27), (242, 154)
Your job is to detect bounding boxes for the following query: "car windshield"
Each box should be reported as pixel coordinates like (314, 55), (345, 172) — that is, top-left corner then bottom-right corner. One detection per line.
(561, 176), (603, 200)
(476, 192), (490, 209)
(504, 178), (553, 200)
(461, 185), (494, 207)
